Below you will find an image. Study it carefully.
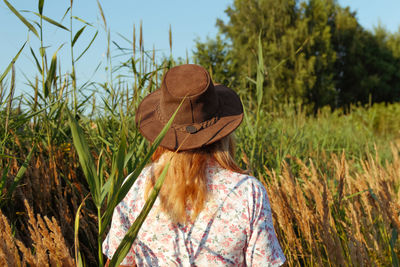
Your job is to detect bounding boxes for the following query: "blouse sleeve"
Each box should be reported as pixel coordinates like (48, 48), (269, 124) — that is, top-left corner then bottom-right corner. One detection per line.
(102, 200), (137, 266)
(245, 179), (286, 267)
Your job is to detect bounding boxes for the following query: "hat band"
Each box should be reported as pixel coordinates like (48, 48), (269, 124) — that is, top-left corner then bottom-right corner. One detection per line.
(156, 104), (220, 134)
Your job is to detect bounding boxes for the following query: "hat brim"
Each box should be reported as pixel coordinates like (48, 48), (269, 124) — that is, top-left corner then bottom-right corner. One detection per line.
(135, 84), (243, 151)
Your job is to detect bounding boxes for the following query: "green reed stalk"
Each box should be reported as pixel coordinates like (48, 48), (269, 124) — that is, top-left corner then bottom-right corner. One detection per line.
(39, 4), (46, 99)
(244, 34), (265, 172)
(70, 0), (78, 115)
(4, 66), (15, 138)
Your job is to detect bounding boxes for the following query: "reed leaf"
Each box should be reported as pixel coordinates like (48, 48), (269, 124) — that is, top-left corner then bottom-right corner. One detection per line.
(3, 0), (39, 37)
(61, 7), (71, 22)
(72, 15), (93, 26)
(169, 24), (172, 54)
(116, 32), (132, 45)
(67, 108), (101, 207)
(72, 26), (86, 47)
(97, 0), (107, 29)
(74, 194), (89, 267)
(44, 51), (57, 98)
(30, 47), (43, 73)
(44, 44), (64, 98)
(125, 139), (145, 170)
(4, 65), (15, 136)
(106, 131), (128, 207)
(245, 77), (257, 85)
(39, 46), (46, 57)
(390, 228), (399, 267)
(249, 34), (265, 168)
(33, 12), (69, 31)
(76, 31), (98, 62)
(109, 161), (170, 267)
(38, 0), (44, 15)
(256, 34), (264, 110)
(3, 145), (35, 204)
(0, 42), (26, 84)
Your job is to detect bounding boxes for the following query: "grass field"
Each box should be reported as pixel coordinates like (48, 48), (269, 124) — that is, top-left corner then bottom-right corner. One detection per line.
(1, 1), (399, 266)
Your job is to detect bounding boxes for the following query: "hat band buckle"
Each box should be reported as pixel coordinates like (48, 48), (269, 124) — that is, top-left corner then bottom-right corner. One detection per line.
(155, 104), (220, 134)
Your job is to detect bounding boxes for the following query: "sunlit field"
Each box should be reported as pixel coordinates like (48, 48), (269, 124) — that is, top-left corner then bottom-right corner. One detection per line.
(1, 1), (399, 266)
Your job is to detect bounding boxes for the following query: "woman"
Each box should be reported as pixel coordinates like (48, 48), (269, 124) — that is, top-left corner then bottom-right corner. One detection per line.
(103, 64), (285, 266)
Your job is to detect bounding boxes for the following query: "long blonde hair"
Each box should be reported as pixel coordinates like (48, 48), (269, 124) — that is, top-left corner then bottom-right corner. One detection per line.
(145, 135), (244, 224)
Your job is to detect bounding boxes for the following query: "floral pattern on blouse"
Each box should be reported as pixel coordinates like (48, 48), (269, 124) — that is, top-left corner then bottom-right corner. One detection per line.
(103, 160), (286, 267)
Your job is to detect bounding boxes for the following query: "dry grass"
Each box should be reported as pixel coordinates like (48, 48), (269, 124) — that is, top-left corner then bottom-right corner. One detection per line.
(2, 145), (99, 265)
(1, 143), (398, 266)
(0, 200), (75, 267)
(264, 145), (400, 266)
(0, 210), (21, 267)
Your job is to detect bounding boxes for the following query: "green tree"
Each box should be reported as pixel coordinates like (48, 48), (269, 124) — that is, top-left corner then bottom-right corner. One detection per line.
(194, 0), (400, 109)
(386, 28), (400, 58)
(330, 8), (400, 108)
(303, 0), (337, 111)
(195, 0), (338, 110)
(215, 0), (310, 104)
(193, 35), (236, 86)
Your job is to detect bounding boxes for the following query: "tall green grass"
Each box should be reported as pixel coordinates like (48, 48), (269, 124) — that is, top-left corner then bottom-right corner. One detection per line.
(236, 100), (400, 176)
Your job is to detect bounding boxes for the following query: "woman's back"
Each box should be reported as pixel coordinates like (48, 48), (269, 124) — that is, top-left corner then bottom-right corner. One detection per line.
(103, 159), (285, 266)
(102, 64), (285, 266)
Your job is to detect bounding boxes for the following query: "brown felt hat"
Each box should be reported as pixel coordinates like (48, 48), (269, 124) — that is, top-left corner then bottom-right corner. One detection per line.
(135, 64), (243, 151)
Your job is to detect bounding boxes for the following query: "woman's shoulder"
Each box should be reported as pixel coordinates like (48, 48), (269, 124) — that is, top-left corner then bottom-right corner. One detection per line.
(209, 164), (267, 197)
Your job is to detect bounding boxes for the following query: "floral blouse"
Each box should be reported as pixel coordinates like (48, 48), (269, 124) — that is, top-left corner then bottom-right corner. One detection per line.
(103, 160), (285, 266)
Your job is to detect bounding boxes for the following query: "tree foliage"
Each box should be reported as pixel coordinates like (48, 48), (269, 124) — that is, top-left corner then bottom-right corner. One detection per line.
(193, 0), (400, 110)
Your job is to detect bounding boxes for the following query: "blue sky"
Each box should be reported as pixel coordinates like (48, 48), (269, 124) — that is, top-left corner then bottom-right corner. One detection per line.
(1, 0), (399, 95)
(338, 0), (400, 33)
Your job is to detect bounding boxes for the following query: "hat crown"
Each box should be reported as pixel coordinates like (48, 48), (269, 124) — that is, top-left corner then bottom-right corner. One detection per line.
(164, 64), (209, 97)
(160, 64), (219, 125)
